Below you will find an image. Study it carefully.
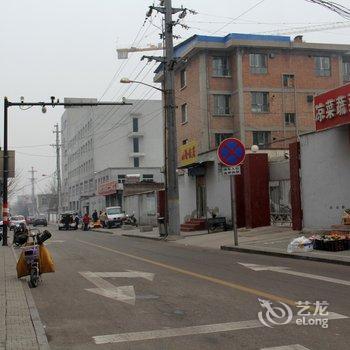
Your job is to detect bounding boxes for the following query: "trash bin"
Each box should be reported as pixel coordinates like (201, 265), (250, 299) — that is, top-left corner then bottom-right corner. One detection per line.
(157, 217), (166, 237)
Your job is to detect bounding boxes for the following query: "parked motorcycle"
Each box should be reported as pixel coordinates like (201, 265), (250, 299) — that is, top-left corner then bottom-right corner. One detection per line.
(124, 213), (138, 227)
(17, 229), (53, 288)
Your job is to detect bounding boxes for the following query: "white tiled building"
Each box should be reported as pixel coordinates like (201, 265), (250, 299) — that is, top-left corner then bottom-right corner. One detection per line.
(60, 98), (163, 213)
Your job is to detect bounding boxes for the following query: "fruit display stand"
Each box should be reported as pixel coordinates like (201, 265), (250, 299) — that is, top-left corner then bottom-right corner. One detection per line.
(310, 231), (350, 252)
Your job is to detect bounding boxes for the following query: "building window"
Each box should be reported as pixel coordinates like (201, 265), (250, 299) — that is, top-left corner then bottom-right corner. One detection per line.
(181, 103), (188, 124)
(134, 157), (139, 168)
(285, 113), (296, 126)
(180, 69), (186, 88)
(283, 74), (295, 88)
(343, 58), (350, 82)
(143, 174), (154, 182)
(118, 175), (126, 183)
(215, 133), (233, 147)
(133, 137), (139, 153)
(251, 92), (269, 113)
(132, 118), (138, 132)
(253, 131), (271, 149)
(249, 53), (267, 74)
(212, 56), (230, 76)
(315, 56), (330, 76)
(213, 95), (231, 115)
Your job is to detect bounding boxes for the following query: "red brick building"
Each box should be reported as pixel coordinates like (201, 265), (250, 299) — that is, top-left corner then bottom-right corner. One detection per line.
(156, 33), (350, 153)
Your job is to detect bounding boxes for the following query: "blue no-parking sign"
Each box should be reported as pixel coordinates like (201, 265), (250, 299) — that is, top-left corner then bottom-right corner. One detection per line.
(217, 138), (245, 167)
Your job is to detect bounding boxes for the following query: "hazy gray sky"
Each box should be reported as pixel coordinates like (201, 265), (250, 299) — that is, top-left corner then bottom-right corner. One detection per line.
(1, 0), (349, 197)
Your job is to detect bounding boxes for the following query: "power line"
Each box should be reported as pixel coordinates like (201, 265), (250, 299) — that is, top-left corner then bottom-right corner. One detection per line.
(212, 0), (267, 34)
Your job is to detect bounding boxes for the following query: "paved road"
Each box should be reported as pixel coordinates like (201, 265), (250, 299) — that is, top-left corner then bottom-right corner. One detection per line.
(28, 226), (350, 349)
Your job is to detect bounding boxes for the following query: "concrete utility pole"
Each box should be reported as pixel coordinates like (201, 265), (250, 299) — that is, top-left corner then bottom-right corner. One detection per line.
(29, 167), (37, 216)
(143, 0), (196, 236)
(164, 0), (180, 236)
(52, 124), (61, 214)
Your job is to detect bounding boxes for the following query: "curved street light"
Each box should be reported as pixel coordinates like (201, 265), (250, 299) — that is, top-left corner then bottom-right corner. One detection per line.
(120, 78), (165, 92)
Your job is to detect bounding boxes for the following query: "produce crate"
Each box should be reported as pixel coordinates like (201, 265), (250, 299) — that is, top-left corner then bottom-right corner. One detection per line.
(322, 239), (347, 252)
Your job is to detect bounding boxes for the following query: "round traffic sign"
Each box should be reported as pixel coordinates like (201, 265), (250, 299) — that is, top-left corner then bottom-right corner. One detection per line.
(217, 138), (245, 167)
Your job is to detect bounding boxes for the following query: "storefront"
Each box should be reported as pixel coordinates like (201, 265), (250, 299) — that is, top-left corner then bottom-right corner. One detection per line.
(178, 140), (231, 224)
(97, 180), (123, 208)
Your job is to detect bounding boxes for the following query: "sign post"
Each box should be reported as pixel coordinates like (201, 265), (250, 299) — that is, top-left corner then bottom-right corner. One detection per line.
(217, 138), (245, 246)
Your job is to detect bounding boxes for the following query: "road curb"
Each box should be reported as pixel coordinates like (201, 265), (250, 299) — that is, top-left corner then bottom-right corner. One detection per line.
(121, 233), (163, 241)
(220, 245), (350, 266)
(91, 229), (115, 234)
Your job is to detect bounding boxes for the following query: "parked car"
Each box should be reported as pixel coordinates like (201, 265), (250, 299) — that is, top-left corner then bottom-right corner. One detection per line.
(26, 216), (35, 225)
(105, 206), (125, 228)
(58, 212), (77, 230)
(33, 215), (48, 227)
(9, 215), (26, 230)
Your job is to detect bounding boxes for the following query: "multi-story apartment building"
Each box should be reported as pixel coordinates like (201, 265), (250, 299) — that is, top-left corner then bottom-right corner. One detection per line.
(155, 33), (350, 224)
(60, 98), (163, 213)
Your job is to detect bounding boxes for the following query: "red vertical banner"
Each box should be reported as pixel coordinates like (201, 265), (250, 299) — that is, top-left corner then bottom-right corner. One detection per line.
(3, 202), (9, 225)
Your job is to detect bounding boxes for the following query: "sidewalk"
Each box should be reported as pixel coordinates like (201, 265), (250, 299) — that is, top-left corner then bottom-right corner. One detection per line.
(92, 225), (350, 265)
(0, 245), (49, 350)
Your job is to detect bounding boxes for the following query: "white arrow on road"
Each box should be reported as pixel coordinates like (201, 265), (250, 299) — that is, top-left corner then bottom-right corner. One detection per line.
(79, 271), (155, 305)
(238, 263), (350, 286)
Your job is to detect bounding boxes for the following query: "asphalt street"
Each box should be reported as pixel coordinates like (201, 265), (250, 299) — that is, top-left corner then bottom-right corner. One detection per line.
(24, 225), (350, 350)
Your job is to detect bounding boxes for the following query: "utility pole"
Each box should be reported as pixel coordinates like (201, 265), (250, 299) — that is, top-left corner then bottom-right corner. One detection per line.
(143, 0), (196, 236)
(52, 124), (61, 215)
(29, 167), (37, 216)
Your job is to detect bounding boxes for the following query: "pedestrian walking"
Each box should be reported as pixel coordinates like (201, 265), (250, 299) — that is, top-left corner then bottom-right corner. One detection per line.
(100, 210), (107, 228)
(82, 213), (90, 231)
(92, 210), (98, 223)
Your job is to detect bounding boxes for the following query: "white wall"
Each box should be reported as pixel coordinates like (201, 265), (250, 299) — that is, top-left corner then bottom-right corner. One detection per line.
(179, 173), (196, 222)
(300, 125), (350, 230)
(205, 162), (231, 221)
(178, 159), (231, 223)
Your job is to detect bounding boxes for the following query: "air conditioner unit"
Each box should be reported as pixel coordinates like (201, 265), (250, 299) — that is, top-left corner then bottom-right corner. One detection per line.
(307, 95), (314, 103)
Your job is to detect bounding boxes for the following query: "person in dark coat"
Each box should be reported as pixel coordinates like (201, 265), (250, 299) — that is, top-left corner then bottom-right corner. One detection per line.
(92, 210), (98, 223)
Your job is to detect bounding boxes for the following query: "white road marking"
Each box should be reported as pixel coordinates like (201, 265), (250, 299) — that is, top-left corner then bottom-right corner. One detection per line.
(91, 270), (154, 281)
(261, 345), (310, 350)
(79, 271), (155, 305)
(238, 263), (350, 286)
(92, 312), (347, 345)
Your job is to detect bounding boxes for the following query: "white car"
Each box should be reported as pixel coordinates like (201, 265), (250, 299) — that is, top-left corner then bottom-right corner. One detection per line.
(106, 206), (125, 228)
(9, 215), (26, 230)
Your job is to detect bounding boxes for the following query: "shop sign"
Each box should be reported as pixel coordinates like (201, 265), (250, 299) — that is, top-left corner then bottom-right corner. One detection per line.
(314, 83), (350, 131)
(98, 180), (117, 196)
(179, 140), (198, 167)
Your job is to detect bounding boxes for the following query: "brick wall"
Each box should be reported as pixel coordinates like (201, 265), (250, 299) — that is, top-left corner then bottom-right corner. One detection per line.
(174, 45), (344, 154)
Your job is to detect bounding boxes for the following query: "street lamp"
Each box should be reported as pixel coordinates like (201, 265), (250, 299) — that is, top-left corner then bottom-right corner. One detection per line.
(120, 78), (164, 92)
(120, 77), (180, 236)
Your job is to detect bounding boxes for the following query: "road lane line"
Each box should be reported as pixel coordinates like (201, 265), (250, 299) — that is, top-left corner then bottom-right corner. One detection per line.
(92, 312), (347, 345)
(76, 239), (303, 307)
(261, 345), (310, 350)
(239, 262), (350, 286)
